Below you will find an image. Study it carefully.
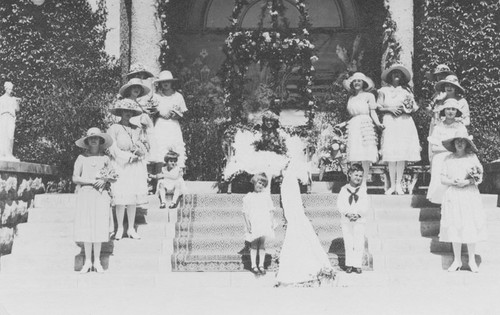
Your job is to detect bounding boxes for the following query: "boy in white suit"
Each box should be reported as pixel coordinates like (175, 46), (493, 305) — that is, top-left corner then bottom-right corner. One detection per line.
(337, 164), (369, 273)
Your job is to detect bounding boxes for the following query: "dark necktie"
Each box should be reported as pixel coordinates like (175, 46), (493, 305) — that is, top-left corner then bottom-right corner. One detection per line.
(347, 187), (360, 205)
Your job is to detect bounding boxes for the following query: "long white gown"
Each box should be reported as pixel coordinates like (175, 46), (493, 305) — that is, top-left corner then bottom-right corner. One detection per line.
(275, 159), (333, 286)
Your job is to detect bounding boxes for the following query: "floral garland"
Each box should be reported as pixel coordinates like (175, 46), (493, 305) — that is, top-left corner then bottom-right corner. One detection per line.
(221, 0), (317, 127)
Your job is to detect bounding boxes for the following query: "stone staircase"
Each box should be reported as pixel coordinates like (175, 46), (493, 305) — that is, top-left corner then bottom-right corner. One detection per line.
(1, 190), (499, 287)
(0, 193), (174, 284)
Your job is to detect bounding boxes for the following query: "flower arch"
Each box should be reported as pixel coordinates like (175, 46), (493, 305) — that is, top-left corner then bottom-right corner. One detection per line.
(220, 0), (317, 127)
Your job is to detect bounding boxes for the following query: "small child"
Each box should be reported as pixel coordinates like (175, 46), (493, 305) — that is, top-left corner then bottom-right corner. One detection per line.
(337, 164), (369, 274)
(150, 150), (186, 209)
(73, 127), (115, 273)
(242, 173), (275, 275)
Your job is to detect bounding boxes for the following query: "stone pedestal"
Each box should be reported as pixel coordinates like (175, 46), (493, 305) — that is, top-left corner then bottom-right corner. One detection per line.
(481, 161), (500, 206)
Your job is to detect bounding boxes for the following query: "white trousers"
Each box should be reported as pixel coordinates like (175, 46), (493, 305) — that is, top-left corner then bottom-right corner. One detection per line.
(342, 222), (365, 268)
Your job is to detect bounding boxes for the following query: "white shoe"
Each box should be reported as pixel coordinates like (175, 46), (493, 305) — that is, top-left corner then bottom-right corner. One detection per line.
(395, 187), (405, 195)
(127, 229), (141, 240)
(80, 261), (92, 274)
(469, 261), (479, 273)
(94, 263), (105, 273)
(114, 227), (124, 240)
(447, 261), (462, 272)
(385, 188), (395, 195)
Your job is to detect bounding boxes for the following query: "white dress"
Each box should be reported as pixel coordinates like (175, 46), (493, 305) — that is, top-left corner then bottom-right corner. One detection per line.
(107, 124), (149, 206)
(275, 160), (333, 285)
(73, 155), (112, 242)
(439, 154), (487, 243)
(154, 92), (187, 167)
(346, 92), (378, 162)
(242, 192), (275, 242)
(378, 86), (421, 162)
(426, 121), (466, 204)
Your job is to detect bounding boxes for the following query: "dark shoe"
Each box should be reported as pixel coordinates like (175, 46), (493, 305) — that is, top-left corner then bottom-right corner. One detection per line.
(251, 266), (260, 275)
(354, 267), (362, 274)
(258, 267), (266, 276)
(159, 202), (166, 209)
(345, 266), (353, 274)
(168, 202), (177, 209)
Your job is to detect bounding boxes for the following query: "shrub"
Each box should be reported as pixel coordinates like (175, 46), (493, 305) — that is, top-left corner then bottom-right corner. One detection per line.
(0, 0), (120, 177)
(414, 0), (500, 162)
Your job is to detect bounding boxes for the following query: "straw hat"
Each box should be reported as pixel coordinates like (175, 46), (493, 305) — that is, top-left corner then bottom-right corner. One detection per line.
(164, 150), (179, 162)
(434, 75), (465, 94)
(154, 70), (178, 84)
(343, 72), (375, 91)
(118, 78), (150, 98)
(109, 98), (143, 117)
(381, 64), (412, 83)
(75, 127), (113, 150)
(442, 129), (478, 153)
(127, 63), (154, 79)
(439, 98), (462, 117)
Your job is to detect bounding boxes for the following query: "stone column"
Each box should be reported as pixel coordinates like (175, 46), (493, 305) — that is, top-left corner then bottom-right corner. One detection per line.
(383, 0), (414, 74)
(130, 0), (162, 77)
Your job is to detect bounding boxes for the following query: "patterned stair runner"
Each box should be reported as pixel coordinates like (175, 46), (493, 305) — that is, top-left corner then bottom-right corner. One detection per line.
(171, 193), (373, 272)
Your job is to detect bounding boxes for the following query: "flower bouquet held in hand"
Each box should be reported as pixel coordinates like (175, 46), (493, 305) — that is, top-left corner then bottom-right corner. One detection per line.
(402, 95), (416, 114)
(96, 165), (119, 193)
(466, 165), (482, 184)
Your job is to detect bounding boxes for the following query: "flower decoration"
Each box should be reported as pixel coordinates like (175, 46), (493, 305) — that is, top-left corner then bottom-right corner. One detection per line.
(402, 95), (415, 113)
(220, 0), (317, 126)
(467, 166), (482, 184)
(96, 164), (119, 193)
(317, 126), (348, 175)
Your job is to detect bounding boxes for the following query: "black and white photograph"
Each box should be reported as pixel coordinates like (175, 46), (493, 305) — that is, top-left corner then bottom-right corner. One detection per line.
(0, 0), (499, 314)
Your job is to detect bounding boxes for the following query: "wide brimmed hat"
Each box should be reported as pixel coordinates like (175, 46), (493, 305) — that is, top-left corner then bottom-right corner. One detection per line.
(109, 98), (143, 117)
(154, 70), (178, 84)
(75, 127), (113, 150)
(127, 63), (154, 79)
(343, 72), (375, 91)
(118, 78), (150, 98)
(381, 64), (412, 83)
(442, 129), (478, 153)
(164, 150), (179, 162)
(434, 75), (465, 94)
(439, 98), (462, 117)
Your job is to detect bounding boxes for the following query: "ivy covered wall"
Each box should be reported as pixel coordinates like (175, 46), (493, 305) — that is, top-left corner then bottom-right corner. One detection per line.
(0, 0), (120, 177)
(414, 0), (500, 163)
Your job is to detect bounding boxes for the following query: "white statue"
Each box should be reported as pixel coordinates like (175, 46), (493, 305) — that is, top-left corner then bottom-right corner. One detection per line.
(0, 82), (20, 161)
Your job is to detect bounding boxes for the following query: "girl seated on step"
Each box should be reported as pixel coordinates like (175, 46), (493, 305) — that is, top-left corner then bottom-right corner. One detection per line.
(242, 173), (275, 275)
(73, 128), (116, 273)
(149, 150), (186, 209)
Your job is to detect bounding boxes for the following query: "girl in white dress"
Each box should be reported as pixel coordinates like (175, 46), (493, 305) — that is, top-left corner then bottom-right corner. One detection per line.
(426, 99), (466, 204)
(153, 71), (188, 168)
(73, 128), (114, 273)
(107, 99), (150, 240)
(377, 64), (421, 195)
(242, 173), (275, 275)
(440, 129), (486, 273)
(343, 72), (384, 185)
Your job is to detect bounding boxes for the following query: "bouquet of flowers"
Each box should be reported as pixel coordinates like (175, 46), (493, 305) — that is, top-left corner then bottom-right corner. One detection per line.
(466, 165), (482, 184)
(317, 126), (347, 175)
(402, 95), (415, 114)
(96, 165), (119, 192)
(253, 130), (288, 155)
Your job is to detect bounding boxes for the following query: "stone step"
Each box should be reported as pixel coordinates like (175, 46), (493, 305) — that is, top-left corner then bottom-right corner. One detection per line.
(172, 237), (343, 254)
(1, 251), (172, 274)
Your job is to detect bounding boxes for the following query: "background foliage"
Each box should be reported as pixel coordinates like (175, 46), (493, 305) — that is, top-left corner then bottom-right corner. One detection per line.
(414, 0), (500, 163)
(0, 0), (120, 177)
